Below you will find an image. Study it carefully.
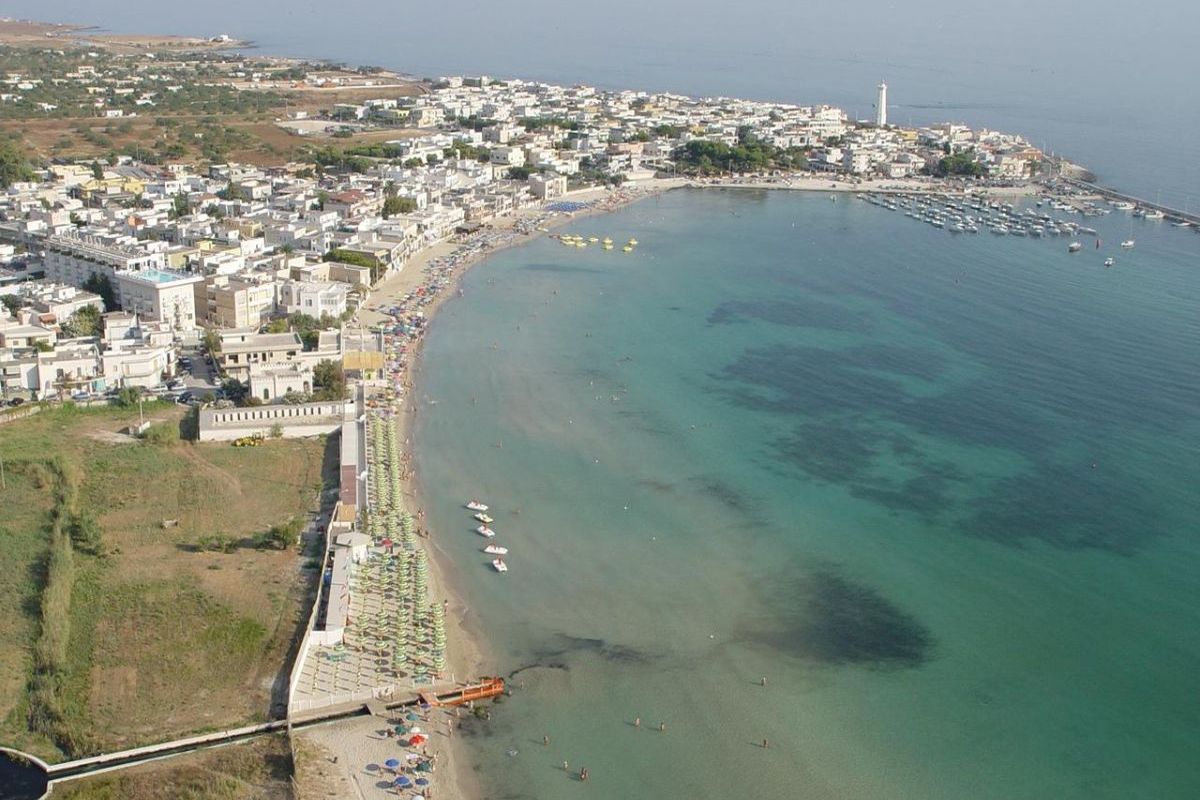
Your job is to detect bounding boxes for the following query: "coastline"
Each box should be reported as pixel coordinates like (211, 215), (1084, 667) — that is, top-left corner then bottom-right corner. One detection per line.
(348, 170), (1051, 797)
(352, 179), (683, 797)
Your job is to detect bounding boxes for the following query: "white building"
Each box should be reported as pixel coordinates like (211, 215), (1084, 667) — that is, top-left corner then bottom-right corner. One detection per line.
(114, 268), (202, 331)
(876, 80), (888, 127)
(43, 235), (162, 287)
(278, 280), (349, 318)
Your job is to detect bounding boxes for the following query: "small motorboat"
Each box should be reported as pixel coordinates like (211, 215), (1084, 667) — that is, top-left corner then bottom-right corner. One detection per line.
(477, 525), (496, 538)
(466, 500), (489, 512)
(484, 544), (508, 555)
(1104, 257), (1115, 268)
(1068, 241), (1083, 253)
(474, 513), (494, 524)
(1121, 239), (1136, 249)
(492, 558), (508, 573)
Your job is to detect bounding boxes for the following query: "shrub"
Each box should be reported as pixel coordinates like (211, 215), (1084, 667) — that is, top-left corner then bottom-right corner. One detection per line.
(141, 422), (179, 446)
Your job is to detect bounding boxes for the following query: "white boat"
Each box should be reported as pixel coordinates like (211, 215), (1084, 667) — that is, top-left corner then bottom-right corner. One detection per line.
(1068, 241), (1083, 253)
(492, 558), (508, 573)
(1120, 239), (1136, 249)
(473, 512), (493, 524)
(484, 544), (508, 555)
(1143, 209), (1165, 220)
(1104, 257), (1115, 267)
(476, 525), (496, 538)
(1112, 201), (1135, 211)
(466, 500), (489, 512)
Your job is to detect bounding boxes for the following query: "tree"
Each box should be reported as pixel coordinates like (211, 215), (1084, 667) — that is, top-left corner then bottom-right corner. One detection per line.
(90, 160), (104, 180)
(82, 274), (117, 311)
(221, 377), (249, 405)
(1, 294), (22, 316)
(115, 386), (142, 407)
(316, 190), (328, 210)
(0, 140), (34, 188)
(60, 305), (101, 338)
(34, 340), (53, 353)
(382, 196), (416, 218)
(221, 181), (243, 200)
(170, 191), (189, 219)
(312, 359), (347, 401)
(202, 328), (221, 356)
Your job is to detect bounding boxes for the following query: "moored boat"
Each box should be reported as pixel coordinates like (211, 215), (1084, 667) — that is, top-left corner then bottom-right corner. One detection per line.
(484, 544), (508, 555)
(1121, 239), (1136, 248)
(466, 500), (489, 512)
(477, 525), (496, 537)
(1068, 241), (1083, 253)
(492, 558), (508, 572)
(474, 512), (493, 523)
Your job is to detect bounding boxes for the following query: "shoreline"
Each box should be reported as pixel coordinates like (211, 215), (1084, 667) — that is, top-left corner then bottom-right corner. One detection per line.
(351, 179), (680, 797)
(347, 172), (1055, 796)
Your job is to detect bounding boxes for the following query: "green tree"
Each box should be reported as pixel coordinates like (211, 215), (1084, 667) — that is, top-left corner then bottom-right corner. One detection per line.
(34, 340), (53, 353)
(221, 377), (249, 405)
(312, 359), (347, 401)
(171, 191), (189, 219)
(0, 140), (35, 188)
(90, 160), (104, 180)
(82, 274), (117, 311)
(382, 195), (416, 218)
(1, 294), (22, 316)
(115, 386), (142, 407)
(60, 304), (101, 338)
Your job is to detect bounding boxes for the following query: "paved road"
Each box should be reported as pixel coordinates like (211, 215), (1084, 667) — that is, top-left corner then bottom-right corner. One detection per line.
(178, 346), (220, 392)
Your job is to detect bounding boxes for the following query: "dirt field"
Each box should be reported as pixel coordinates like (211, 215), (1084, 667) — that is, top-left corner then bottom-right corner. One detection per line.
(0, 403), (336, 760)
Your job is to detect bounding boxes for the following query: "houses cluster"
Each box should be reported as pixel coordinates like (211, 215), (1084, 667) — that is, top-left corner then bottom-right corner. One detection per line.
(312, 75), (1041, 182)
(1, 62), (1045, 405)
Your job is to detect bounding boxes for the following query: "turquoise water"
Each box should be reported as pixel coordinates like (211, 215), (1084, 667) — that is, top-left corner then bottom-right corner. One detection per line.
(414, 190), (1200, 799)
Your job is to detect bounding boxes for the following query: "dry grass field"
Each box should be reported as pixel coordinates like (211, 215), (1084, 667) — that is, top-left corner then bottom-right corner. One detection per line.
(0, 403), (335, 760)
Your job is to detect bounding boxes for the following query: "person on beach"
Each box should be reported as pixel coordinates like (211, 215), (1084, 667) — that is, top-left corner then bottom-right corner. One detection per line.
(563, 760), (569, 772)
(761, 677), (767, 687)
(580, 767), (589, 782)
(659, 722), (666, 732)
(763, 738), (769, 749)
(543, 735), (550, 746)
(634, 716), (640, 728)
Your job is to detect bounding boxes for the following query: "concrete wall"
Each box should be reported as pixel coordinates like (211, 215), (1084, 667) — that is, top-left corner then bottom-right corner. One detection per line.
(197, 399), (350, 441)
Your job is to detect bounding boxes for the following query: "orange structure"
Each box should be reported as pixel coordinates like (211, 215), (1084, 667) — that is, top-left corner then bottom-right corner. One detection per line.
(435, 677), (505, 706)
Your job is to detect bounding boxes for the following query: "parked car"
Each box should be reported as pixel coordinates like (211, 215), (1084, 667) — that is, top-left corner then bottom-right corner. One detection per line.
(70, 391), (90, 401)
(167, 379), (187, 391)
(7, 397), (25, 407)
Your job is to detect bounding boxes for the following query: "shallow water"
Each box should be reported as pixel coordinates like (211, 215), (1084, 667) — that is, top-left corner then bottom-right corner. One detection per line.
(415, 189), (1200, 799)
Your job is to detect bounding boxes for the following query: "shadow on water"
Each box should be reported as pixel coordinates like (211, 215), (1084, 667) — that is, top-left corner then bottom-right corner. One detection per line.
(716, 341), (1169, 554)
(706, 298), (874, 333)
(744, 566), (934, 669)
(0, 751), (48, 800)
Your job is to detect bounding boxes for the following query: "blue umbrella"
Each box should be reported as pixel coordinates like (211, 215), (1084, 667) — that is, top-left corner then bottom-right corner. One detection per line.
(415, 778), (429, 786)
(395, 776), (412, 787)
(384, 758), (400, 770)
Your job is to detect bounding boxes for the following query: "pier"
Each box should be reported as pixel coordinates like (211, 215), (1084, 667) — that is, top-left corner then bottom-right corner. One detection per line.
(1, 677), (504, 797)
(1054, 176), (1200, 225)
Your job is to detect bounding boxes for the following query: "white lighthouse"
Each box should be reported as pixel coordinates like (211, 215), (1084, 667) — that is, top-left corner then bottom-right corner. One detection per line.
(875, 80), (888, 127)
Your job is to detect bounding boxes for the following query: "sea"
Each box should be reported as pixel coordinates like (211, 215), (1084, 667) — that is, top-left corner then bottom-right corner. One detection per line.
(4, 4), (1199, 798)
(414, 189), (1200, 799)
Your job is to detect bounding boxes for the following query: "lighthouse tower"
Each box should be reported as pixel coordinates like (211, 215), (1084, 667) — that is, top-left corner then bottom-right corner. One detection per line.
(876, 80), (888, 127)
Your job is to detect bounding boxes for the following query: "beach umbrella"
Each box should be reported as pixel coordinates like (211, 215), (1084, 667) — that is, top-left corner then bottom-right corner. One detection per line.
(394, 725), (406, 735)
(409, 734), (428, 746)
(406, 712), (420, 721)
(395, 776), (412, 787)
(415, 778), (429, 786)
(385, 758), (400, 770)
